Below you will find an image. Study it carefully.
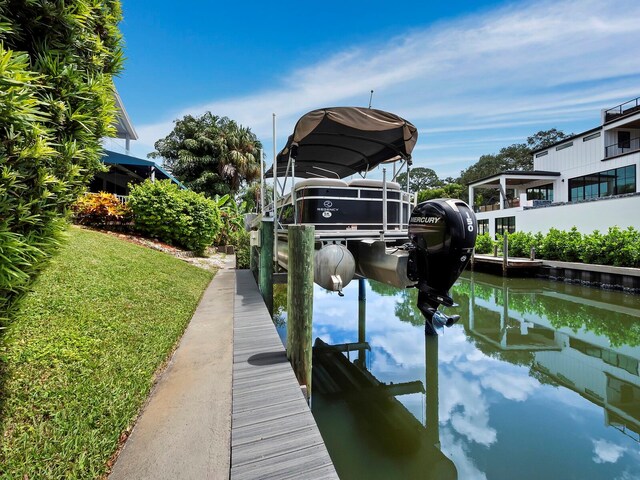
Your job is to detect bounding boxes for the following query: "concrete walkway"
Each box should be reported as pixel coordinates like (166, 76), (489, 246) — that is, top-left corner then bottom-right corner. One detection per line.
(109, 257), (236, 480)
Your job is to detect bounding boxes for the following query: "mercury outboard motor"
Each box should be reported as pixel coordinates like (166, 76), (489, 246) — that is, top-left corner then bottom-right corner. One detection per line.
(407, 199), (477, 335)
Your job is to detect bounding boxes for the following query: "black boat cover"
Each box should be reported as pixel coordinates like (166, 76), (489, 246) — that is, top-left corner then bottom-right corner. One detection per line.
(265, 107), (418, 179)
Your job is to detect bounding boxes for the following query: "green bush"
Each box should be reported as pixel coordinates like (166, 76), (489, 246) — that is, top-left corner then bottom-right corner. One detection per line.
(507, 231), (540, 257)
(538, 227), (582, 262)
(234, 228), (251, 269)
(474, 233), (494, 254)
(581, 227), (640, 267)
(129, 180), (222, 255)
(492, 226), (640, 267)
(0, 2), (123, 318)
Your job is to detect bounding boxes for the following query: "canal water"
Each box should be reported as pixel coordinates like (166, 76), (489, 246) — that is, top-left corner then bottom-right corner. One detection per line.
(272, 272), (640, 480)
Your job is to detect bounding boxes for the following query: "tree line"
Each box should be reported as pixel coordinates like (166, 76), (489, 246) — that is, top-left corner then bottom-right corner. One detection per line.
(395, 128), (570, 202)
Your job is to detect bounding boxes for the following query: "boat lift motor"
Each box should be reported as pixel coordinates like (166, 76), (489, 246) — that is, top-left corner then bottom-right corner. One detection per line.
(407, 199), (477, 335)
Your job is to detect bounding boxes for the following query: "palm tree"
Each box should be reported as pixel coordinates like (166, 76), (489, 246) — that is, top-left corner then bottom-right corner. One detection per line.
(218, 120), (260, 191)
(150, 112), (262, 196)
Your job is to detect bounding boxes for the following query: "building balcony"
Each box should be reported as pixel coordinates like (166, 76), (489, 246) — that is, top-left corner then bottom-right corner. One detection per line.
(604, 96), (640, 123)
(605, 135), (640, 159)
(475, 198), (522, 213)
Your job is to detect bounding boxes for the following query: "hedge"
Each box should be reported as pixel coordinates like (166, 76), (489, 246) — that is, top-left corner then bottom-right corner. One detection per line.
(474, 227), (640, 268)
(0, 1), (123, 319)
(128, 180), (222, 256)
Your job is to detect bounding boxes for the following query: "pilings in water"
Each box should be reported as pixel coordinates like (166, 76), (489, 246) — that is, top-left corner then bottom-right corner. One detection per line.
(259, 218), (274, 315)
(502, 233), (509, 276)
(425, 335), (439, 447)
(286, 224), (315, 397)
(357, 278), (367, 368)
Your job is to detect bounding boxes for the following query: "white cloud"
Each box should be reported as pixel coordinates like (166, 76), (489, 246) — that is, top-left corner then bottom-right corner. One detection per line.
(440, 427), (489, 480)
(370, 329), (426, 367)
(479, 370), (539, 402)
(592, 438), (627, 464)
(440, 370), (498, 446)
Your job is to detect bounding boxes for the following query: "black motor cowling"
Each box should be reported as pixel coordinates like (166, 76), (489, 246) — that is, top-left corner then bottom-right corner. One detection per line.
(408, 199), (477, 334)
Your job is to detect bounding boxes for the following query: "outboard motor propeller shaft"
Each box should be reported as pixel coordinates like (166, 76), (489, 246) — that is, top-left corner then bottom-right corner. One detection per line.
(407, 199), (477, 335)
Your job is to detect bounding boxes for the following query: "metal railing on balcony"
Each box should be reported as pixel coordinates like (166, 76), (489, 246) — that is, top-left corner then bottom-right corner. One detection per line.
(604, 96), (640, 122)
(605, 136), (640, 158)
(474, 198), (520, 213)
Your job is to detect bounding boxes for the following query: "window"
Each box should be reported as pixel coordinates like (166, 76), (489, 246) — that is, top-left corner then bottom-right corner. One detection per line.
(568, 165), (636, 201)
(584, 174), (599, 199)
(535, 151), (548, 158)
(526, 183), (554, 201)
(618, 131), (631, 149)
(617, 165), (636, 194)
(556, 142), (573, 151)
(495, 216), (515, 236)
(478, 219), (489, 235)
(583, 132), (601, 142)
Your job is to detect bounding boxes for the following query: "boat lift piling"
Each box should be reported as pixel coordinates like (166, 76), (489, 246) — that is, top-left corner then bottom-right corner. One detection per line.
(286, 224), (315, 397)
(357, 284), (367, 368)
(259, 218), (274, 315)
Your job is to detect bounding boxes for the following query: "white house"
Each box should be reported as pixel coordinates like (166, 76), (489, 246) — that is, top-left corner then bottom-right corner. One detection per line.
(469, 96), (640, 237)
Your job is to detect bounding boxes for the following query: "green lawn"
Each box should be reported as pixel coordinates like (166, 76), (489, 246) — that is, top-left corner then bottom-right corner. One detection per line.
(0, 226), (214, 479)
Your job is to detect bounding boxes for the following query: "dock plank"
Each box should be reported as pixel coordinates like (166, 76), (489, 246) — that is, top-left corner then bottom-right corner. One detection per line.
(231, 270), (338, 480)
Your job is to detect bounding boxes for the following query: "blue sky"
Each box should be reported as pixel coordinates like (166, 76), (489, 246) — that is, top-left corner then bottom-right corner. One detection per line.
(110, 0), (640, 179)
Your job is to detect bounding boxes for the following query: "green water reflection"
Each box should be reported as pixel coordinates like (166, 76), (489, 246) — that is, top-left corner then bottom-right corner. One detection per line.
(294, 272), (640, 479)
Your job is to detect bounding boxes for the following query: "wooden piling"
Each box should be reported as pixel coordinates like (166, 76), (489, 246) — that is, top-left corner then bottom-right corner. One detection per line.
(249, 242), (258, 283)
(425, 335), (439, 446)
(358, 278), (366, 301)
(502, 233), (509, 276)
(286, 224), (315, 397)
(259, 219), (274, 315)
(357, 294), (366, 368)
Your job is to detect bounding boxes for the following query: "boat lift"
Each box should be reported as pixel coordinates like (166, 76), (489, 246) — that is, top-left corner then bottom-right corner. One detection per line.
(252, 106), (477, 334)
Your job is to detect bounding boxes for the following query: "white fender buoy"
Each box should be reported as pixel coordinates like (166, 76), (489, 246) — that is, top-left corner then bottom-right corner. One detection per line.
(314, 244), (356, 292)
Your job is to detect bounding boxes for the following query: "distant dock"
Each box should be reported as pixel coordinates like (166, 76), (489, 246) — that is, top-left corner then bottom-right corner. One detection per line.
(472, 254), (544, 275)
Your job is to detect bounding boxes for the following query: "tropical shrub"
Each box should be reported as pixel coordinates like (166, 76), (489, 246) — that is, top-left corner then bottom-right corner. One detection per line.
(507, 231), (540, 258)
(487, 226), (640, 267)
(234, 229), (251, 269)
(72, 192), (131, 229)
(538, 227), (582, 262)
(129, 180), (222, 255)
(581, 227), (640, 267)
(0, 2), (123, 318)
(212, 194), (246, 246)
(474, 233), (494, 254)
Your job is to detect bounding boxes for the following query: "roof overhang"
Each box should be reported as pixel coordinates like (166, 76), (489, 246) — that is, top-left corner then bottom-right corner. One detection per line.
(113, 89), (139, 141)
(265, 107), (418, 179)
(468, 170), (561, 189)
(102, 150), (185, 189)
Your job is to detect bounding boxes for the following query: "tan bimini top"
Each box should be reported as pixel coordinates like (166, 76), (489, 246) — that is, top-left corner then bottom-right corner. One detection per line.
(266, 107), (418, 179)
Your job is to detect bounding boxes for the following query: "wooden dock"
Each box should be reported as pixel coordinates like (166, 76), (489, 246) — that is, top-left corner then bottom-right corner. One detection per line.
(231, 270), (338, 480)
(472, 254), (544, 275)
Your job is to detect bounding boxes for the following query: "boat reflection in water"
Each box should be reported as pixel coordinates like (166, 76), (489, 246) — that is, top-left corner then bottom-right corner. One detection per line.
(296, 271), (640, 479)
(313, 316), (455, 479)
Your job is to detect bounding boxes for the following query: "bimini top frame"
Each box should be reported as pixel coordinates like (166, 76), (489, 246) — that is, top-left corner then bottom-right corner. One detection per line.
(263, 107), (419, 259)
(266, 107), (418, 180)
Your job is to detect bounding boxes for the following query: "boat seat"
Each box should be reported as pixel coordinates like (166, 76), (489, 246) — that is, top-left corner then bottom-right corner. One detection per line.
(294, 178), (349, 191)
(348, 179), (401, 190)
